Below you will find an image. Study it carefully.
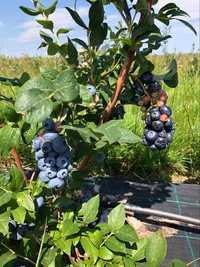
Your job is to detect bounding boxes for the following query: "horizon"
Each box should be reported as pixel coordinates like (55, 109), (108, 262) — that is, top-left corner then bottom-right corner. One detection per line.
(0, 0), (199, 56)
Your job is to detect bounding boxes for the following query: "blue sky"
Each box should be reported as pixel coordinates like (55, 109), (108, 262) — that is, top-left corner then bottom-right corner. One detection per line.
(0, 0), (199, 56)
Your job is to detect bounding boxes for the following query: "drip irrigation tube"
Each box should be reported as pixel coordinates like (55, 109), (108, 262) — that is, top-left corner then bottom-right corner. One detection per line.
(125, 204), (200, 226)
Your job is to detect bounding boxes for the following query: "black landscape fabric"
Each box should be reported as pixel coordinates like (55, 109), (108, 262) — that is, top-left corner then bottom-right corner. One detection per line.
(92, 177), (200, 267)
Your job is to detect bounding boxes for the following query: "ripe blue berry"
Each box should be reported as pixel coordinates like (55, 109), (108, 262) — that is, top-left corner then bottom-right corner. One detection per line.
(42, 142), (52, 154)
(56, 156), (69, 169)
(151, 120), (164, 132)
(43, 132), (58, 142)
(165, 118), (174, 132)
(148, 81), (161, 93)
(48, 178), (65, 189)
(140, 72), (154, 84)
(158, 130), (167, 138)
(36, 197), (44, 208)
(57, 169), (68, 179)
(145, 115), (152, 127)
(150, 108), (161, 121)
(52, 136), (68, 154)
(155, 137), (167, 149)
(9, 220), (17, 231)
(38, 158), (49, 171)
(44, 157), (56, 167)
(38, 171), (49, 182)
(144, 130), (158, 143)
(43, 118), (55, 131)
(160, 105), (172, 116)
(150, 144), (157, 150)
(35, 149), (45, 161)
(32, 137), (41, 152)
(46, 168), (57, 179)
(166, 132), (173, 143)
(87, 85), (96, 96)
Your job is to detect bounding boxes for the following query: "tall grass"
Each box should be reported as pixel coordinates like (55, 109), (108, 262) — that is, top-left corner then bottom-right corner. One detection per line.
(0, 54), (199, 181)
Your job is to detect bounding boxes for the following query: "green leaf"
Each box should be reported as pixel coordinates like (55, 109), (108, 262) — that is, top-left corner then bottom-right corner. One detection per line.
(16, 191), (35, 212)
(89, 0), (104, 29)
(55, 238), (72, 256)
(11, 207), (26, 224)
(78, 195), (100, 225)
(41, 247), (57, 266)
(20, 6), (41, 16)
(53, 69), (80, 102)
(115, 224), (138, 243)
(44, 0), (58, 16)
(40, 68), (59, 80)
(66, 7), (88, 30)
(131, 238), (148, 261)
(95, 120), (141, 146)
(157, 59), (178, 88)
(0, 211), (10, 235)
(145, 232), (167, 267)
(0, 190), (12, 207)
(0, 125), (21, 157)
(57, 28), (70, 37)
(37, 19), (54, 31)
(108, 204), (125, 232)
(99, 246), (113, 260)
(80, 236), (99, 263)
(89, 23), (108, 47)
(105, 236), (126, 253)
(72, 38), (88, 50)
(9, 165), (24, 192)
(67, 38), (78, 65)
(40, 30), (53, 43)
(0, 251), (16, 266)
(88, 229), (104, 248)
(48, 42), (59, 55)
(175, 19), (197, 35)
(62, 219), (80, 237)
(123, 257), (136, 267)
(166, 259), (187, 267)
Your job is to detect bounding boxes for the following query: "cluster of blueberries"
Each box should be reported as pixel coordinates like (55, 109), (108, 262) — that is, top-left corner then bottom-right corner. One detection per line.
(32, 118), (72, 189)
(132, 72), (175, 150)
(9, 197), (44, 241)
(142, 105), (175, 150)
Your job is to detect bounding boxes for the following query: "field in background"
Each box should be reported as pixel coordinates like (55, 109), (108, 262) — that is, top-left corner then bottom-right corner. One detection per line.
(0, 54), (199, 182)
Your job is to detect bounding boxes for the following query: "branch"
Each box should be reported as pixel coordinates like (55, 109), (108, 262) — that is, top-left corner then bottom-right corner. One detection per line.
(10, 148), (28, 185)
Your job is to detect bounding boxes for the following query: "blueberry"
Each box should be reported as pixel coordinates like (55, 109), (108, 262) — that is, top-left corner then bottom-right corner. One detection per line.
(13, 231), (23, 241)
(48, 178), (65, 189)
(44, 157), (56, 167)
(43, 118), (55, 131)
(142, 137), (149, 146)
(38, 158), (49, 171)
(165, 118), (174, 132)
(95, 152), (105, 162)
(67, 164), (73, 171)
(145, 115), (152, 126)
(18, 224), (28, 236)
(35, 149), (45, 161)
(43, 132), (58, 142)
(52, 136), (68, 154)
(150, 144), (157, 150)
(151, 120), (164, 132)
(87, 85), (96, 96)
(155, 137), (168, 149)
(148, 81), (161, 93)
(150, 108), (161, 121)
(134, 80), (145, 96)
(166, 132), (173, 143)
(132, 95), (141, 105)
(158, 130), (167, 138)
(38, 171), (49, 182)
(46, 168), (57, 179)
(56, 156), (69, 169)
(28, 223), (36, 228)
(140, 72), (154, 84)
(42, 142), (52, 154)
(144, 130), (158, 143)
(57, 169), (68, 179)
(32, 137), (41, 151)
(48, 151), (58, 158)
(112, 105), (125, 119)
(160, 105), (172, 116)
(36, 196), (44, 208)
(9, 220), (17, 231)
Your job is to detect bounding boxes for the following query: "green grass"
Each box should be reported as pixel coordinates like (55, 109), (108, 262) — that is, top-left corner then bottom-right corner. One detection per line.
(0, 54), (199, 182)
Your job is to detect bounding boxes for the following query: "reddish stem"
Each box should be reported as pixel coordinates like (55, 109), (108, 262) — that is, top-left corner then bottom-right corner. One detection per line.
(11, 148), (28, 184)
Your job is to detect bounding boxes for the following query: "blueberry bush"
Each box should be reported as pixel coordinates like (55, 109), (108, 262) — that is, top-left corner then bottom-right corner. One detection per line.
(0, 0), (196, 266)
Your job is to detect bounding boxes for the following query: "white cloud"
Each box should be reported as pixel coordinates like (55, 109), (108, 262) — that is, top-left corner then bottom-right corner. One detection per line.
(17, 7), (89, 44)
